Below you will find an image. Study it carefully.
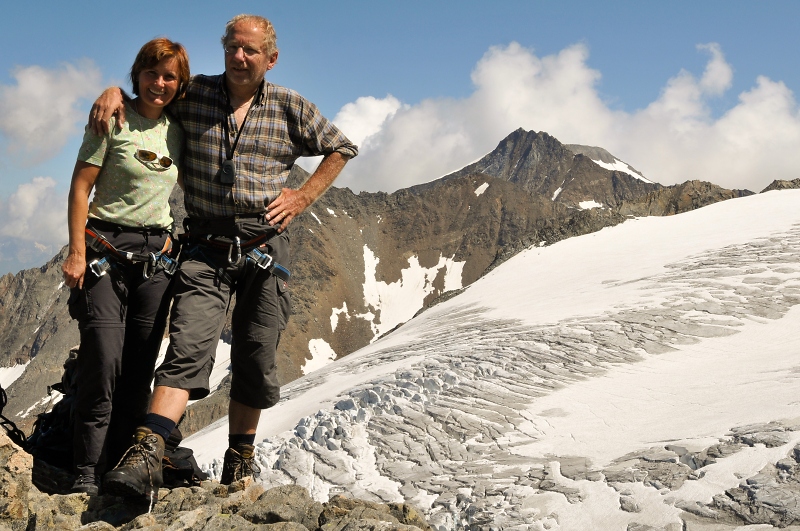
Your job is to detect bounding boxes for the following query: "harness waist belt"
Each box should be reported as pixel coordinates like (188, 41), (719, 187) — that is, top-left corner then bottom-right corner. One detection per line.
(85, 226), (177, 279)
(185, 232), (290, 282)
(185, 232), (269, 252)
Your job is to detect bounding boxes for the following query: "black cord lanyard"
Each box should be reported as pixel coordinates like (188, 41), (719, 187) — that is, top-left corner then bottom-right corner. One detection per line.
(220, 84), (262, 184)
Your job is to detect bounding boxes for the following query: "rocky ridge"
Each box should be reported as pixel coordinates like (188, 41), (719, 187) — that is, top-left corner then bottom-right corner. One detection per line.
(617, 179), (753, 217)
(761, 178), (800, 193)
(435, 128), (662, 209)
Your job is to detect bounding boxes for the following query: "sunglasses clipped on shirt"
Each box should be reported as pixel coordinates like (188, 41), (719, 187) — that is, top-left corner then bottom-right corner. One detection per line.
(135, 149), (173, 169)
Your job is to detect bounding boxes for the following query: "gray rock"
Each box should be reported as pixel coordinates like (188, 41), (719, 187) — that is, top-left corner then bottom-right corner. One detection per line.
(196, 514), (259, 530)
(0, 433), (433, 531)
(77, 523), (118, 531)
(556, 456), (602, 481)
(238, 485), (323, 529)
(318, 496), (432, 531)
(760, 178), (800, 192)
(619, 496), (640, 513)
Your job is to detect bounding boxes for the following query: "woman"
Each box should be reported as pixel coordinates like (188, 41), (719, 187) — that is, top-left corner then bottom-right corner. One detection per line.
(62, 38), (189, 495)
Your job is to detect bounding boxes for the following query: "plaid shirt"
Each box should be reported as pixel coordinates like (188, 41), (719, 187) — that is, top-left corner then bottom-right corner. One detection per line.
(172, 74), (358, 219)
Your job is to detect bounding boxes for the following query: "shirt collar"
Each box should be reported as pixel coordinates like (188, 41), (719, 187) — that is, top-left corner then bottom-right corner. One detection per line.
(218, 75), (267, 106)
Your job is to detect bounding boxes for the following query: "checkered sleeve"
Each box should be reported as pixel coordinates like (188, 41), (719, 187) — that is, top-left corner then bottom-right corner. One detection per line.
(298, 97), (359, 159)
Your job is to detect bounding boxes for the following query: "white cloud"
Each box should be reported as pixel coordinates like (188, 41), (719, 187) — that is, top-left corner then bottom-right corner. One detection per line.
(0, 60), (103, 163)
(0, 176), (67, 274)
(697, 43), (733, 95)
(333, 95), (405, 149)
(0, 176), (67, 244)
(334, 42), (800, 193)
(298, 95), (405, 177)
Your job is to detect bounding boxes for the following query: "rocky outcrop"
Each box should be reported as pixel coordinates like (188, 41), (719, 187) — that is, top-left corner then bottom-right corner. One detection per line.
(711, 449), (800, 527)
(565, 144), (647, 178)
(0, 247), (76, 369)
(0, 432), (432, 531)
(761, 178), (800, 193)
(0, 431), (35, 527)
(616, 179), (753, 217)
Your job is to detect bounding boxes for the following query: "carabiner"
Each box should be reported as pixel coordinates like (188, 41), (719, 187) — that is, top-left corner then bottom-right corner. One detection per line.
(143, 252), (158, 279)
(228, 236), (242, 265)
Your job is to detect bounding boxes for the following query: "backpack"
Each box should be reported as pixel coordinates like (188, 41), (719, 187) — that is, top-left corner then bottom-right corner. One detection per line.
(162, 426), (209, 488)
(17, 347), (208, 488)
(26, 347), (79, 470)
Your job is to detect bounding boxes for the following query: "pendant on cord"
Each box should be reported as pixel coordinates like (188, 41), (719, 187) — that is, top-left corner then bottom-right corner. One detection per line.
(220, 159), (235, 184)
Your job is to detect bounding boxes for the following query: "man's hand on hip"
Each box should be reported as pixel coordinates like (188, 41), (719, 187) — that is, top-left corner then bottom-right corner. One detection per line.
(264, 152), (351, 232)
(266, 188), (312, 233)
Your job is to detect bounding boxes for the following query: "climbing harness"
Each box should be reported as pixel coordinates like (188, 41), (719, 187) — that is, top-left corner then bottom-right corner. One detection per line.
(85, 225), (178, 279)
(184, 232), (291, 282)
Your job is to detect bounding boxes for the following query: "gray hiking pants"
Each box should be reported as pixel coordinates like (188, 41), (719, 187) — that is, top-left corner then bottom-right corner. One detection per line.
(154, 216), (290, 410)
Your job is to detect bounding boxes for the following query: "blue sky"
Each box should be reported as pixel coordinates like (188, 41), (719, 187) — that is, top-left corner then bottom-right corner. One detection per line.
(1, 1), (799, 274)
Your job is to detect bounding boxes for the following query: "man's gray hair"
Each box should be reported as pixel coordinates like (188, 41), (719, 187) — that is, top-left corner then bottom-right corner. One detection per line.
(221, 14), (278, 56)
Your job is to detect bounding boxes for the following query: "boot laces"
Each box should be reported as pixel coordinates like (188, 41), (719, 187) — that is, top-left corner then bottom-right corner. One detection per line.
(115, 438), (154, 469)
(75, 474), (97, 485)
(113, 435), (158, 499)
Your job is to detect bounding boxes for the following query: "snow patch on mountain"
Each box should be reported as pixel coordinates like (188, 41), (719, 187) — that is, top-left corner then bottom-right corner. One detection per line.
(304, 339), (338, 374)
(299, 249), (466, 371)
(579, 199), (604, 210)
(330, 302), (349, 333)
(347, 246), (465, 342)
(16, 393), (61, 419)
(0, 361), (29, 389)
(591, 157), (652, 183)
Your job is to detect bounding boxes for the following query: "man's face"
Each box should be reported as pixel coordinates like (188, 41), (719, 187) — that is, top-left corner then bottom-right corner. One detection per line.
(224, 21), (278, 91)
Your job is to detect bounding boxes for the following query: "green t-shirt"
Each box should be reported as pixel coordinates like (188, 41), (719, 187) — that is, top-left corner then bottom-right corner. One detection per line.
(78, 101), (182, 229)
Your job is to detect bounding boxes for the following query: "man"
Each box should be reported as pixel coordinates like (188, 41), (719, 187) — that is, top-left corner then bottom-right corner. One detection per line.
(91, 14), (358, 497)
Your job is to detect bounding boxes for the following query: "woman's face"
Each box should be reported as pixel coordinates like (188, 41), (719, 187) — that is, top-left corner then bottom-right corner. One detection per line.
(137, 57), (180, 113)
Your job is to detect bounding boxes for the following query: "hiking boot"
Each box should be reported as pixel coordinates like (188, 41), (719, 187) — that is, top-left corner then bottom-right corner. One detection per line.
(103, 427), (164, 498)
(70, 474), (100, 496)
(220, 443), (261, 485)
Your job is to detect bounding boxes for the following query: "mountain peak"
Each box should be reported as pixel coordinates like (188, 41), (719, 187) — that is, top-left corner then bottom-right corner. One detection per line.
(444, 128), (661, 209)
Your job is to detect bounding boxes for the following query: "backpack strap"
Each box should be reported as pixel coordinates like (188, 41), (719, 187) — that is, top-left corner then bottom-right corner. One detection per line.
(162, 446), (209, 487)
(0, 384), (28, 450)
